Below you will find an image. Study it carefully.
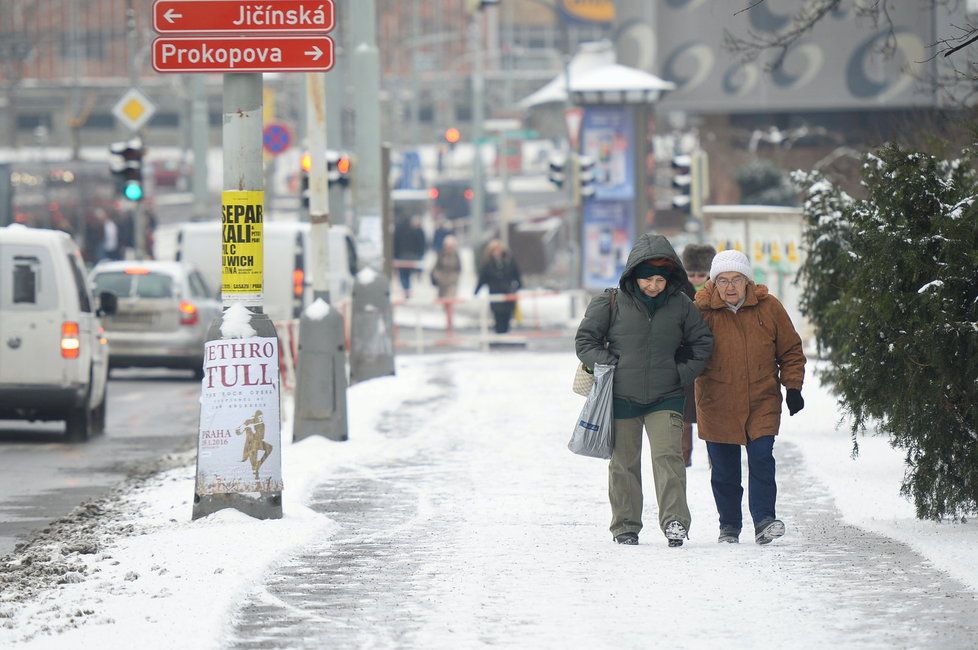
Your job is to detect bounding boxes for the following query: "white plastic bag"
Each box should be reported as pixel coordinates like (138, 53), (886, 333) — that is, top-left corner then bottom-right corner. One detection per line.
(568, 363), (615, 459)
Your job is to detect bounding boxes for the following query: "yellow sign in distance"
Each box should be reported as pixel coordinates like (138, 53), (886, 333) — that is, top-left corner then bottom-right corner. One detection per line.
(558, 0), (615, 24)
(221, 190), (264, 299)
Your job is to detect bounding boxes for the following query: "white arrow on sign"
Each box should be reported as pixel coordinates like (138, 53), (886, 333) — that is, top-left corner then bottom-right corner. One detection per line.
(304, 45), (323, 61)
(164, 8), (182, 23)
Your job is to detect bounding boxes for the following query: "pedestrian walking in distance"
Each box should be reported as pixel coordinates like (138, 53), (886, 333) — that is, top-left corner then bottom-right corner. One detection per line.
(475, 239), (522, 334)
(576, 234), (714, 547)
(694, 249), (806, 545)
(678, 244), (717, 467)
(431, 235), (462, 335)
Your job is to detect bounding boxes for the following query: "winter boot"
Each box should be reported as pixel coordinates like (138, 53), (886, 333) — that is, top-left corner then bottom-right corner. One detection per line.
(718, 525), (740, 544)
(615, 532), (639, 545)
(664, 521), (688, 547)
(754, 518), (785, 545)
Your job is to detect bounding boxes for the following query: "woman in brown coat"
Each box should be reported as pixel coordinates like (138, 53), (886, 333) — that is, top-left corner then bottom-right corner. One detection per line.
(694, 250), (806, 545)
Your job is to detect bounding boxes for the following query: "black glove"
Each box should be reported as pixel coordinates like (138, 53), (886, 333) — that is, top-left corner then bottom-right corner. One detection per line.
(674, 344), (693, 364)
(786, 388), (804, 416)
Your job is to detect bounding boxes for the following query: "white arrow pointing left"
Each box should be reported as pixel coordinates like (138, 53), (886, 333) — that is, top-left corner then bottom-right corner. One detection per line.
(164, 8), (183, 23)
(304, 45), (323, 61)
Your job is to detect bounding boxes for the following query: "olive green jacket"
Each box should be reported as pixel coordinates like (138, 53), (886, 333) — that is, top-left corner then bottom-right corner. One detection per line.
(575, 234), (714, 405)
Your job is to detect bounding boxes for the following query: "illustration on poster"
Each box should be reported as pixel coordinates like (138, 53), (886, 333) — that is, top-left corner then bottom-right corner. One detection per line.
(237, 410), (273, 480)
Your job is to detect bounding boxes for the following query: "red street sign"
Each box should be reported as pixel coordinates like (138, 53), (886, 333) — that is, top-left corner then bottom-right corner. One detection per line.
(153, 0), (334, 34)
(152, 36), (334, 73)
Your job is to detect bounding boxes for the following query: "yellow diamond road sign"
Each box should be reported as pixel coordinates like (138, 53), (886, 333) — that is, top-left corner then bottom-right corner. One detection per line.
(112, 88), (156, 131)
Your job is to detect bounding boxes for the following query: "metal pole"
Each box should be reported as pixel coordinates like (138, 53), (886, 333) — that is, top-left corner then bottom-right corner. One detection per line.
(471, 11), (486, 245)
(381, 143), (394, 281)
(410, 7), (421, 140)
(294, 72), (348, 442)
(125, 0), (145, 259)
(325, 19), (346, 227)
(193, 72), (282, 520)
(351, 0), (383, 266)
(191, 75), (209, 221)
(307, 73), (330, 300)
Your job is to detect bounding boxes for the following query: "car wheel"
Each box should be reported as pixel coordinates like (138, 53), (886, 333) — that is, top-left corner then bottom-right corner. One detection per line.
(65, 405), (91, 442)
(91, 393), (107, 435)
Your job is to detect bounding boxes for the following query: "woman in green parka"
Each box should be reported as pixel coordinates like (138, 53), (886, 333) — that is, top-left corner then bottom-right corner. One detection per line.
(575, 233), (714, 547)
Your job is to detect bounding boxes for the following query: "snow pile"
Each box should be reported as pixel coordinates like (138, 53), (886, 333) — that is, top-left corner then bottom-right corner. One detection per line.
(219, 303), (257, 339)
(303, 297), (330, 320)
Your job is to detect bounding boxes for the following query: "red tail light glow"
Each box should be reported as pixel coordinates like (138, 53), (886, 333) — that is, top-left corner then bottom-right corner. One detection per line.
(179, 301), (199, 326)
(61, 321), (80, 359)
(428, 188), (439, 200)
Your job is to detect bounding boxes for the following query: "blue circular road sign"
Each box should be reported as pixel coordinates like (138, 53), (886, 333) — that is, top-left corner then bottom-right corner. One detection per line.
(262, 122), (293, 156)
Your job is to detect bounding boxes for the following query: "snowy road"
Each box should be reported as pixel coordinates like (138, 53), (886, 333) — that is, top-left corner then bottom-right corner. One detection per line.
(0, 369), (199, 556)
(1, 352), (976, 649)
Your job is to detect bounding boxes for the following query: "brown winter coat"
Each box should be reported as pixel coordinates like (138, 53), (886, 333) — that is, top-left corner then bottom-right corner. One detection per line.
(694, 281), (806, 445)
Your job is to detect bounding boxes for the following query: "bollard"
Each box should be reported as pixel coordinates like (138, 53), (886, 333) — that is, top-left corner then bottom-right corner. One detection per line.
(350, 267), (395, 384)
(293, 299), (348, 442)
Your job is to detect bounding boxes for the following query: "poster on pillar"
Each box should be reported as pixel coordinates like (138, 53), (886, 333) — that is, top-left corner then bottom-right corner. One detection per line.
(221, 190), (264, 302)
(196, 337), (282, 496)
(580, 106), (635, 201)
(582, 200), (634, 290)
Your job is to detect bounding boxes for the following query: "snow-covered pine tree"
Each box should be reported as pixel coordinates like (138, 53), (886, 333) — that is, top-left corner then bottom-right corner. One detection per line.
(795, 143), (978, 520)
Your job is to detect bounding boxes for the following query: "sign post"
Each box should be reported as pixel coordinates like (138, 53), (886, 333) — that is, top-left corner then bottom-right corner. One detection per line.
(151, 0), (336, 521)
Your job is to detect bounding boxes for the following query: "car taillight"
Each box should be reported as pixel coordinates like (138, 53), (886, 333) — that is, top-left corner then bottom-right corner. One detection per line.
(292, 268), (304, 298)
(61, 321), (80, 359)
(179, 300), (199, 326)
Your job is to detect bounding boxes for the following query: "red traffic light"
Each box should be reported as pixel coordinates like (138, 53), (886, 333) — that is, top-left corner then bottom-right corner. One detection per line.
(336, 155), (351, 174)
(444, 127), (461, 144)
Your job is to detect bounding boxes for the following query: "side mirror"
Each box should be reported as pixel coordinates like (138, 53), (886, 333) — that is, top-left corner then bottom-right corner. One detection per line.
(98, 291), (118, 316)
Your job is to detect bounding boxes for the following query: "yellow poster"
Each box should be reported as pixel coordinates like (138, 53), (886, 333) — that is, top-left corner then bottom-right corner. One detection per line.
(221, 190), (264, 298)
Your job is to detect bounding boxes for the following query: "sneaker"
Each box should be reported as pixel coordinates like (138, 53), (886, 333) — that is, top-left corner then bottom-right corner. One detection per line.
(614, 532), (639, 545)
(664, 521), (687, 547)
(718, 526), (740, 544)
(754, 519), (785, 545)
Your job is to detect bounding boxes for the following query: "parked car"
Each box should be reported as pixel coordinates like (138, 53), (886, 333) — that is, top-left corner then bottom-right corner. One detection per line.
(90, 260), (220, 379)
(174, 220), (358, 321)
(0, 225), (116, 441)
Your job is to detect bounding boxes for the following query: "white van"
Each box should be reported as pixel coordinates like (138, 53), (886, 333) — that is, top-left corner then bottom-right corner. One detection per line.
(174, 221), (358, 322)
(0, 225), (116, 441)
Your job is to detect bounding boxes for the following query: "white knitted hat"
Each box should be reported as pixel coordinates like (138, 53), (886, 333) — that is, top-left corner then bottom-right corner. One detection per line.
(710, 249), (752, 281)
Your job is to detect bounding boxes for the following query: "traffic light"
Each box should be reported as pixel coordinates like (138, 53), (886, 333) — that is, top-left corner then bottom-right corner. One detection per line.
(109, 138), (144, 202)
(300, 151), (312, 209)
(327, 151), (352, 187)
(671, 153), (692, 212)
(547, 153), (566, 189)
(578, 154), (596, 199)
(444, 127), (461, 151)
(300, 150), (351, 208)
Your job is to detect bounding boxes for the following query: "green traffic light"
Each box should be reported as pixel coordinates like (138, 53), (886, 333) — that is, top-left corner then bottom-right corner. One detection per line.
(123, 181), (143, 201)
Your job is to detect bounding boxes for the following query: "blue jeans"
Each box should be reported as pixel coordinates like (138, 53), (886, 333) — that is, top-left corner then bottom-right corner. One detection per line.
(705, 436), (777, 532)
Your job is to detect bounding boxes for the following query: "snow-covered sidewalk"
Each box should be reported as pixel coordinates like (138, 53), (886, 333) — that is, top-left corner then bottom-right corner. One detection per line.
(2, 352), (976, 649)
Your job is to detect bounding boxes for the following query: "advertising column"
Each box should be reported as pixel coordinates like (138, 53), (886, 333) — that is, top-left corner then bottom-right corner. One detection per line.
(580, 106), (636, 291)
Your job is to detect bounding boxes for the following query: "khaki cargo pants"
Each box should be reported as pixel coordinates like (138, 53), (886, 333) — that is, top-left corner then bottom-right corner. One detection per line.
(609, 410), (691, 538)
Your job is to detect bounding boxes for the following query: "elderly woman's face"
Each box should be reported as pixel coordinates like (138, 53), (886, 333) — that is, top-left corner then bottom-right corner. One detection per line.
(715, 271), (748, 305)
(637, 275), (667, 297)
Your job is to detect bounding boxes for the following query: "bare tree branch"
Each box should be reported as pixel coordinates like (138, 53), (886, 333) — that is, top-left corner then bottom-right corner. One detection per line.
(734, 1), (766, 18)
